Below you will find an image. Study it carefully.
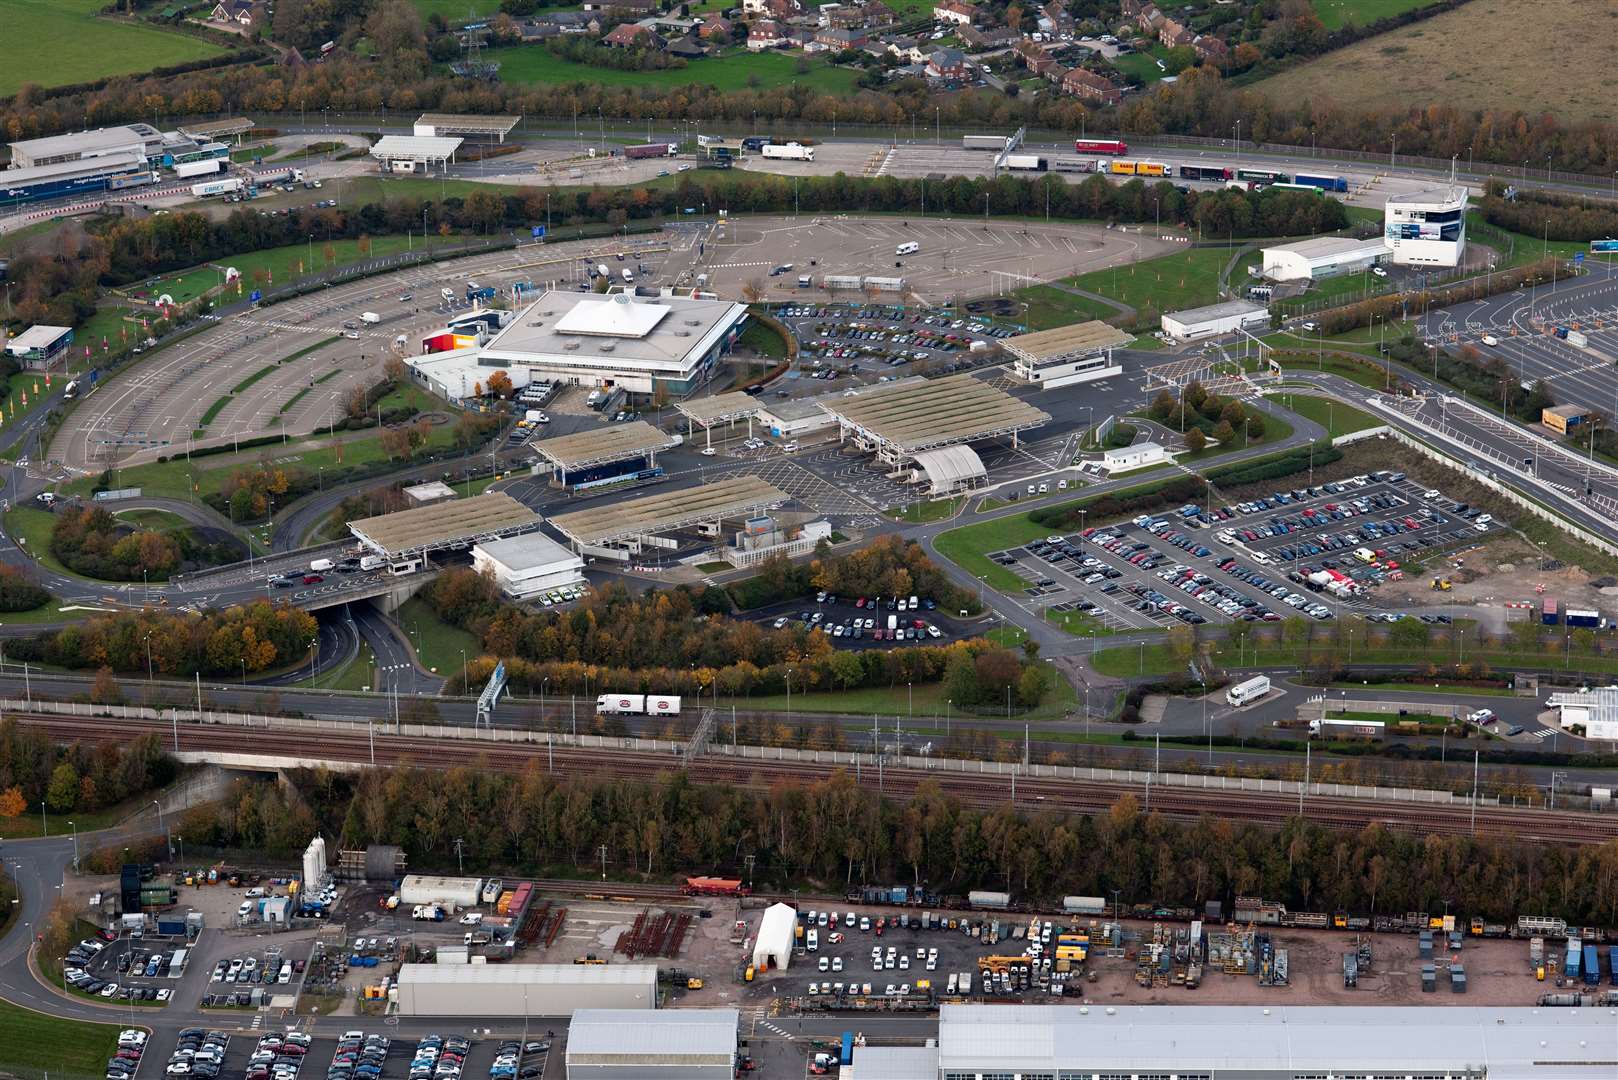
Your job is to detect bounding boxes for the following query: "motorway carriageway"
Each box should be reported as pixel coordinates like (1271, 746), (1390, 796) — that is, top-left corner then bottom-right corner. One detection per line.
(13, 711), (1618, 847)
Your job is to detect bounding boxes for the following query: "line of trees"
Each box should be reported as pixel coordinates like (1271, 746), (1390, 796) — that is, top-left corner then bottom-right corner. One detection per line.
(6, 601), (319, 678)
(1481, 181), (1618, 244)
(0, 719), (176, 817)
(1313, 257), (1565, 337)
(171, 763), (1618, 926)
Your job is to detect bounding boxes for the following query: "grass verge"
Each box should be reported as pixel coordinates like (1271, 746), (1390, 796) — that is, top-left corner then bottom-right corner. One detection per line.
(0, 997), (126, 1076)
(395, 596), (482, 676)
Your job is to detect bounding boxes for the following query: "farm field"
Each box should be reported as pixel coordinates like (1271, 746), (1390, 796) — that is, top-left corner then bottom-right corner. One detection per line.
(1257, 0), (1618, 126)
(483, 45), (863, 95)
(0, 0), (225, 96)
(1310, 0), (1442, 30)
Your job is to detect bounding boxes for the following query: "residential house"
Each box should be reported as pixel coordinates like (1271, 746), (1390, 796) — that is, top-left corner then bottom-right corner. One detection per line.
(1062, 65), (1122, 104)
(517, 19), (561, 39)
(1013, 38), (1053, 74)
(1043, 62), (1069, 86)
(652, 14), (701, 33)
(1192, 33), (1228, 63)
(814, 25), (866, 48)
(957, 25), (1013, 49)
(882, 33), (926, 62)
(1159, 16), (1193, 47)
(925, 45), (969, 79)
(697, 13), (733, 38)
(602, 22), (660, 46)
(1120, 0), (1145, 16)
(747, 19), (787, 47)
(932, 0), (976, 25)
(585, 0), (657, 10)
(665, 34), (707, 56)
(209, 0), (256, 24)
(863, 1), (896, 27)
(548, 11), (601, 32)
(1136, 4), (1163, 33)
(826, 3), (872, 27)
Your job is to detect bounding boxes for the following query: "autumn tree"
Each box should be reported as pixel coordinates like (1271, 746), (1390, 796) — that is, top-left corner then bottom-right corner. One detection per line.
(91, 665), (123, 705)
(0, 786), (25, 818)
(46, 761), (79, 812)
(1184, 427), (1207, 452)
(486, 370), (514, 398)
(380, 426), (413, 460)
(383, 355), (407, 382)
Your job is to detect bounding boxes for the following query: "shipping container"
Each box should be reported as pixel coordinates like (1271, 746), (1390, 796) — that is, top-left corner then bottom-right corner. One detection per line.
(1609, 946), (1618, 985)
(1566, 608), (1603, 628)
(1541, 599), (1560, 625)
(1062, 896), (1107, 916)
(156, 919), (186, 936)
(1584, 944), (1601, 986)
(963, 135), (1010, 151)
(1004, 154), (1047, 172)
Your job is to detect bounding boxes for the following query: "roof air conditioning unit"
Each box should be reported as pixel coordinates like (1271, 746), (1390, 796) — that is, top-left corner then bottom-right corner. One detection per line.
(684, 319), (702, 327)
(599, 342), (616, 352)
(563, 341), (580, 351)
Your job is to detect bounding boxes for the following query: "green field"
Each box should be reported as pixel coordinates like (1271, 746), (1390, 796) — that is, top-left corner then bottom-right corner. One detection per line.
(409, 0), (502, 19)
(1273, 392), (1383, 437)
(4, 506), (72, 577)
(485, 46), (863, 95)
(1092, 634), (1618, 679)
(1016, 246), (1227, 332)
(742, 671), (1077, 722)
(0, 0), (225, 95)
(113, 508), (192, 532)
(0, 997), (127, 1077)
(396, 596), (483, 677)
(933, 512), (1054, 593)
(130, 235), (428, 305)
(1311, 0), (1449, 31)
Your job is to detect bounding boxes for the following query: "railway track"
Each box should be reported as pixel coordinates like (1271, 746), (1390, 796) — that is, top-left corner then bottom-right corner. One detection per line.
(21, 713), (1618, 846)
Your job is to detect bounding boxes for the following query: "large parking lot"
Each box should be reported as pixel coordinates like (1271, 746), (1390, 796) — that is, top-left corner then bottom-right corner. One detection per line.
(129, 1027), (558, 1080)
(751, 590), (970, 648)
(983, 470), (1502, 629)
(771, 301), (1011, 383)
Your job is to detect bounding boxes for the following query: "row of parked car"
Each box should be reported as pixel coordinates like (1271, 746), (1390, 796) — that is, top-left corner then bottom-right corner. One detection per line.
(213, 951), (300, 984)
(247, 1029), (312, 1080)
(334, 1031), (389, 1080)
(165, 1029), (233, 1077)
(107, 1029), (147, 1080)
(1214, 558), (1334, 620)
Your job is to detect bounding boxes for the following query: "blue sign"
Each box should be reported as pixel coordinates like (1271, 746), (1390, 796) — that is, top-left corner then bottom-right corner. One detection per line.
(1576, 252), (1585, 264)
(250, 289), (262, 302)
(531, 225), (546, 238)
(1592, 239), (1618, 253)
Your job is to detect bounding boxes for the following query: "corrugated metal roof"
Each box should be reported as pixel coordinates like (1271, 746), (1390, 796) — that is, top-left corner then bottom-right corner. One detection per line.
(347, 493), (541, 555)
(819, 373), (1050, 453)
(937, 1004), (1618, 1077)
(1005, 320), (1132, 362)
(369, 134), (464, 160)
(530, 420), (682, 469)
(549, 476), (787, 545)
(1164, 299), (1267, 325)
(400, 963), (657, 986)
(567, 1008), (737, 1061)
(1263, 235), (1388, 261)
(850, 1046), (938, 1080)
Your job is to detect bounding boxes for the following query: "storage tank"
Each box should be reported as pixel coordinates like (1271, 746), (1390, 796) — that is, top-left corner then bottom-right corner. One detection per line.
(1063, 896), (1107, 916)
(969, 891), (1011, 910)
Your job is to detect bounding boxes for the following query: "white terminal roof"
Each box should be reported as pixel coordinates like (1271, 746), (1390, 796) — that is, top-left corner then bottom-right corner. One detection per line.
(403, 480), (457, 502)
(1264, 235), (1389, 260)
(530, 420), (681, 470)
(937, 1004), (1618, 1079)
(414, 113), (521, 136)
(555, 294), (670, 338)
(474, 532), (580, 571)
(482, 291), (749, 377)
(369, 134), (464, 161)
(6, 325), (73, 350)
(1166, 298), (1268, 324)
(567, 1009), (737, 1066)
(549, 476), (787, 546)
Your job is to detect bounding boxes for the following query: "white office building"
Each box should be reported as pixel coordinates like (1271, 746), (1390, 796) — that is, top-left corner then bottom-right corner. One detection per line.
(1101, 442), (1167, 473)
(1545, 685), (1618, 740)
(1161, 299), (1269, 342)
(1384, 185), (1468, 268)
(477, 291), (750, 399)
(1261, 235), (1389, 281)
(471, 533), (585, 600)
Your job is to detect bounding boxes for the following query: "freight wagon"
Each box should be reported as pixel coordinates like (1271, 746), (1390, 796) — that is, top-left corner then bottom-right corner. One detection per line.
(682, 877), (752, 897)
(969, 890), (1011, 910)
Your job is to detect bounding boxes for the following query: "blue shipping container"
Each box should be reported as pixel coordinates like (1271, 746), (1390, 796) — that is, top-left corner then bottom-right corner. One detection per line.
(1583, 944), (1601, 987)
(1609, 946), (1618, 986)
(1567, 947), (1582, 977)
(840, 1032), (853, 1066)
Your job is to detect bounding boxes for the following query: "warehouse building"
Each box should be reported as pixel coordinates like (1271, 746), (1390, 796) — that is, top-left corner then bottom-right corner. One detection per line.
(471, 533), (585, 600)
(1161, 299), (1270, 342)
(1260, 235), (1388, 281)
(4, 325), (73, 366)
(1005, 320), (1132, 389)
(478, 291), (750, 399)
(926, 1003), (1618, 1079)
(397, 874), (483, 907)
(396, 963), (657, 1017)
(0, 153), (156, 209)
(566, 1009), (737, 1080)
(1384, 185), (1468, 268)
(406, 347), (517, 403)
(1542, 403), (1590, 434)
(8, 125), (158, 169)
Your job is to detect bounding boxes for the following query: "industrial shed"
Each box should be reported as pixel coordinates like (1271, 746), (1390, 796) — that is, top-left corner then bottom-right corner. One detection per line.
(566, 1009), (738, 1080)
(397, 875), (483, 908)
(1161, 299), (1270, 342)
(1261, 236), (1388, 281)
(908, 444), (987, 496)
(752, 902), (797, 972)
(396, 963), (658, 1017)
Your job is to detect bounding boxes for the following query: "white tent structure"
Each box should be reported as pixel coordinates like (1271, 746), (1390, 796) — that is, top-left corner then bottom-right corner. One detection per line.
(752, 903), (797, 972)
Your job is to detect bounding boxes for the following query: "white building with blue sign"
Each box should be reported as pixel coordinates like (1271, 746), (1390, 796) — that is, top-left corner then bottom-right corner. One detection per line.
(476, 290), (749, 399)
(1384, 185), (1468, 268)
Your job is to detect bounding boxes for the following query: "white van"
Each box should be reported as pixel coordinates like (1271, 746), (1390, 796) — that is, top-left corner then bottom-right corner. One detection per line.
(896, 241), (919, 256)
(359, 555), (385, 571)
(908, 594), (919, 609)
(807, 929), (819, 952)
(309, 558), (334, 572)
